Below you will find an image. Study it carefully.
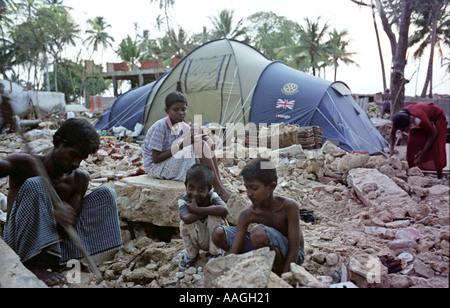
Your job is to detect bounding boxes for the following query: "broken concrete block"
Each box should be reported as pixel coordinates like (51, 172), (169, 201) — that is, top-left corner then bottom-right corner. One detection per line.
(408, 167), (424, 176)
(348, 254), (389, 288)
(413, 259), (433, 278)
(347, 168), (421, 220)
(427, 184), (449, 197)
(337, 153), (370, 173)
(395, 227), (423, 241)
(267, 272), (293, 288)
(321, 140), (347, 157)
(290, 263), (325, 288)
(203, 247), (275, 288)
(113, 175), (185, 227)
(0, 238), (47, 288)
(385, 220), (410, 228)
(387, 239), (417, 250)
(226, 193), (250, 225)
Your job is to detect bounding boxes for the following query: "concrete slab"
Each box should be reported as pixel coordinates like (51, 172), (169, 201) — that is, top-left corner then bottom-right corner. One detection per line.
(347, 168), (421, 220)
(0, 238), (47, 288)
(113, 175), (186, 227)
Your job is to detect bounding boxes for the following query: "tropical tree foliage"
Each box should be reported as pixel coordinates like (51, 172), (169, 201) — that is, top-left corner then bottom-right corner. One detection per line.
(410, 0), (449, 97)
(0, 0), (15, 79)
(6, 0), (79, 91)
(85, 16), (115, 55)
(116, 34), (144, 68)
(209, 9), (247, 40)
(276, 17), (331, 76)
(351, 0), (449, 114)
(246, 11), (300, 61)
(48, 58), (111, 103)
(149, 0), (175, 33)
(4, 0), (446, 106)
(327, 29), (358, 81)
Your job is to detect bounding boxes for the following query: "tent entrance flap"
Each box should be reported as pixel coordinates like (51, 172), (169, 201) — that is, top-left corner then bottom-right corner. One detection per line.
(183, 55), (232, 94)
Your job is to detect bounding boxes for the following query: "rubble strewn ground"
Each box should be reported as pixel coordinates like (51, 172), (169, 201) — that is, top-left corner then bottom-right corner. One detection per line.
(0, 116), (448, 288)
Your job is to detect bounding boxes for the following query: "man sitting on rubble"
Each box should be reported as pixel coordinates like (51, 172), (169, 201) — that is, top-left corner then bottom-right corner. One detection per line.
(0, 118), (122, 286)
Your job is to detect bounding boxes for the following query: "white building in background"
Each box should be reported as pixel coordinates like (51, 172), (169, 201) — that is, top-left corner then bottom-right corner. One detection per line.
(0, 80), (66, 117)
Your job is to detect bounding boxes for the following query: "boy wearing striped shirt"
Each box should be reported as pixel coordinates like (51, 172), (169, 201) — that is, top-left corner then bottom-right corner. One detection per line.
(143, 91), (231, 201)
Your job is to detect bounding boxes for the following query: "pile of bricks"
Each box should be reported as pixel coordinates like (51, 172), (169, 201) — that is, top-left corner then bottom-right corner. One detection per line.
(297, 126), (323, 150)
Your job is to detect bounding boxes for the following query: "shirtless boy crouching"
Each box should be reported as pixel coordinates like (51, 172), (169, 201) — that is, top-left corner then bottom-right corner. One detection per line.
(0, 118), (122, 286)
(212, 158), (305, 276)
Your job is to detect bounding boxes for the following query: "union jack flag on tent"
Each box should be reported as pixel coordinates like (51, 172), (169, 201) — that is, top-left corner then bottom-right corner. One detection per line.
(276, 99), (295, 110)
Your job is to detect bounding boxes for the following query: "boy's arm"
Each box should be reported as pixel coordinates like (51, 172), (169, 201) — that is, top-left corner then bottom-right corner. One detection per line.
(180, 199), (229, 225)
(152, 149), (174, 164)
(228, 209), (252, 255)
(283, 200), (301, 274)
(152, 130), (192, 164)
(179, 203), (205, 225)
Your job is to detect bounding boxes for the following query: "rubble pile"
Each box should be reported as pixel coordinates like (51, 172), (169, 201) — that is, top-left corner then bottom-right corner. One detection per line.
(256, 123), (323, 150)
(0, 120), (449, 288)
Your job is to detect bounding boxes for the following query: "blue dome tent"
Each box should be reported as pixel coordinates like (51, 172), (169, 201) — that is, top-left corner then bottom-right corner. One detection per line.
(249, 62), (386, 153)
(97, 39), (388, 154)
(95, 81), (156, 132)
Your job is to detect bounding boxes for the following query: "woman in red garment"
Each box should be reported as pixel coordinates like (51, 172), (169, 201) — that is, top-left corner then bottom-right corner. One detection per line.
(389, 103), (447, 179)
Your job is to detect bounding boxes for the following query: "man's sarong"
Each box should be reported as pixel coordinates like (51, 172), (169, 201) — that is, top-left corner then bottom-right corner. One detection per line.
(3, 177), (122, 264)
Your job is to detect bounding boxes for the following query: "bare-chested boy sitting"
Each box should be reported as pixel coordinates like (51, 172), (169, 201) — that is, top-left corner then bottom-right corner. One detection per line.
(212, 158), (305, 275)
(0, 118), (122, 286)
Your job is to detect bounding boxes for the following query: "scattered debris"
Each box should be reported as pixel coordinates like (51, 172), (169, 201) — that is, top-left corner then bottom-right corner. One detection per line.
(0, 112), (448, 289)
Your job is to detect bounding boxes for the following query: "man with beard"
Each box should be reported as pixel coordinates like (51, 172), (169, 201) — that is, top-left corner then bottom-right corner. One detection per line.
(0, 118), (122, 286)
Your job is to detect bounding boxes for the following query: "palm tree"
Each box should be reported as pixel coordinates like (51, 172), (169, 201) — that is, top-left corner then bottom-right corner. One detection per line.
(116, 35), (143, 68)
(410, 0), (449, 98)
(208, 9), (247, 40)
(0, 38), (15, 79)
(0, 0), (15, 79)
(149, 0), (175, 34)
(327, 29), (358, 81)
(1, 0), (14, 23)
(277, 17), (330, 76)
(42, 0), (68, 9)
(85, 16), (114, 62)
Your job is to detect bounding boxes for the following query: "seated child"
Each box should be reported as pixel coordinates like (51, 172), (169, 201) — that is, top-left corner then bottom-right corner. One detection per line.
(212, 158), (305, 276)
(178, 164), (229, 270)
(143, 91), (231, 201)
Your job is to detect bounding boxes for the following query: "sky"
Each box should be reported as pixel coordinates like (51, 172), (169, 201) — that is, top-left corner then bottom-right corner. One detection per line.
(64, 0), (450, 97)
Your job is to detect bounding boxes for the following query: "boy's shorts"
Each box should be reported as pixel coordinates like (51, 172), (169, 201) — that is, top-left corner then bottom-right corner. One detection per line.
(222, 225), (305, 265)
